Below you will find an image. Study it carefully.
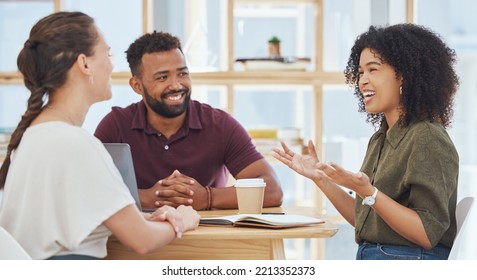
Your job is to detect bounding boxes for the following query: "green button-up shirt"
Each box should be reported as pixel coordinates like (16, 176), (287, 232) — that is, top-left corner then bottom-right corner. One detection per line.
(355, 120), (458, 248)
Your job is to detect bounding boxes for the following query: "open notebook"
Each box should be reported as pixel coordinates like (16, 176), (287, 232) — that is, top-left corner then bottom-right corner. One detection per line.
(200, 214), (324, 229)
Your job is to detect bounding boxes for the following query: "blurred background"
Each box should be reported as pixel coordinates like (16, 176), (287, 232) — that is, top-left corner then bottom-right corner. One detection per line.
(1, 0), (476, 259)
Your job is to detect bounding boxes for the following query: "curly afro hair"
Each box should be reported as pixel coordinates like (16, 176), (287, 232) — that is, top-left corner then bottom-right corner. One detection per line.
(344, 23), (459, 128)
(126, 31), (183, 77)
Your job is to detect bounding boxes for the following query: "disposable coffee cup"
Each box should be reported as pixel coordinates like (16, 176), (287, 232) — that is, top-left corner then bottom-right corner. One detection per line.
(235, 178), (266, 214)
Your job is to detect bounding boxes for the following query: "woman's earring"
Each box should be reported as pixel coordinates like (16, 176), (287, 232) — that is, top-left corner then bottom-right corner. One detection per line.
(399, 86), (403, 95)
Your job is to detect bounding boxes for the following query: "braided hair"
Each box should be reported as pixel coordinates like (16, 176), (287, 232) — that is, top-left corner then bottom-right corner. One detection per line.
(0, 11), (98, 188)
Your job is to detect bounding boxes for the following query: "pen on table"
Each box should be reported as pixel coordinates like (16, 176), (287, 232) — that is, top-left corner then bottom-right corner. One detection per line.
(262, 212), (285, 215)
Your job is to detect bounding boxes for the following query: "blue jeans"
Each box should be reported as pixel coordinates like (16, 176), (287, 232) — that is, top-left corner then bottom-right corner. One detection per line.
(356, 243), (450, 260)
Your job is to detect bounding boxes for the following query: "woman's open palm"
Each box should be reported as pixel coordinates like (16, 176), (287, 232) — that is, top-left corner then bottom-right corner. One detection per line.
(273, 140), (325, 181)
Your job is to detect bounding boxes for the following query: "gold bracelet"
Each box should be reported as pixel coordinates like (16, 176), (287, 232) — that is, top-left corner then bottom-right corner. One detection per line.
(205, 186), (212, 210)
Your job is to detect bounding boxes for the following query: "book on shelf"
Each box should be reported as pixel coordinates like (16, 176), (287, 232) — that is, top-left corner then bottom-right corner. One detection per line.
(247, 127), (278, 139)
(199, 214), (324, 229)
(235, 57), (311, 71)
(247, 127), (305, 157)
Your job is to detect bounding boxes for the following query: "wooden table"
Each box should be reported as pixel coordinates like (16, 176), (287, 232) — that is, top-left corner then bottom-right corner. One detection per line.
(105, 206), (338, 260)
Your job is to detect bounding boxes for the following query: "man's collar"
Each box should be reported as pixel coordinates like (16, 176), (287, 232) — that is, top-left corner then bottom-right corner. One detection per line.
(186, 100), (202, 130)
(131, 101), (150, 131)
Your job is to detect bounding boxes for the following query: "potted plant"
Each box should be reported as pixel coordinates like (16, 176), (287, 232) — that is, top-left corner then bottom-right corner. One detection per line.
(268, 36), (281, 58)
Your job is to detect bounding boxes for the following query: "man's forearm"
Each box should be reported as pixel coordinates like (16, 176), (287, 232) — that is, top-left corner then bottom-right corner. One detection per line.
(209, 187), (239, 210)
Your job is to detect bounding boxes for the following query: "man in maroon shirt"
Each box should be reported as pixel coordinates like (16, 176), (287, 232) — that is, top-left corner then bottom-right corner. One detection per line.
(95, 31), (282, 211)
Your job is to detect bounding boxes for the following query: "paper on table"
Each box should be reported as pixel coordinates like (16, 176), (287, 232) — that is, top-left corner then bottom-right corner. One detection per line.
(199, 214), (324, 229)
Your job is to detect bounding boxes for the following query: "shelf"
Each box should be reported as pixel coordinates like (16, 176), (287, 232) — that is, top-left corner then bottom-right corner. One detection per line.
(0, 70), (346, 86)
(191, 71), (345, 85)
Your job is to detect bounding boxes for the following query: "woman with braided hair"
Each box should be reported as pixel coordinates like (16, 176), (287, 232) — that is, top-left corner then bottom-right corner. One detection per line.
(0, 11), (199, 260)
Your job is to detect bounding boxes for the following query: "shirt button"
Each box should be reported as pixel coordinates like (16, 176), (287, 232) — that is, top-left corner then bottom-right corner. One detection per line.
(157, 133), (162, 137)
(164, 145), (169, 150)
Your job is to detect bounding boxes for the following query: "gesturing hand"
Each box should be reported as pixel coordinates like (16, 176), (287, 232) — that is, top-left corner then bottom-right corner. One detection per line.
(272, 140), (326, 181)
(317, 162), (372, 195)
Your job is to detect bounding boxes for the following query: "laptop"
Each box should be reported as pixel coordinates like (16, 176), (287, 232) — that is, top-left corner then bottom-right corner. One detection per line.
(103, 143), (146, 212)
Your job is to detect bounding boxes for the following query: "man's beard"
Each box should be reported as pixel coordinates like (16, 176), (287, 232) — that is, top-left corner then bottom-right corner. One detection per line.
(143, 87), (191, 118)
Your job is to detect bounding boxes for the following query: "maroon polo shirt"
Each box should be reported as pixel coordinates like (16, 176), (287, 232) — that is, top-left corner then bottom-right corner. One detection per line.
(94, 100), (263, 189)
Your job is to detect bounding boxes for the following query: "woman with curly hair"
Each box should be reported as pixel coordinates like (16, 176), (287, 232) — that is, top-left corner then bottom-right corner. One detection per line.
(274, 23), (459, 260)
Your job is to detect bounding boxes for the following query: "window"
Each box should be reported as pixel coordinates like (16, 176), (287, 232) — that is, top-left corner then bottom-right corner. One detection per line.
(415, 0), (477, 254)
(1, 0), (475, 260)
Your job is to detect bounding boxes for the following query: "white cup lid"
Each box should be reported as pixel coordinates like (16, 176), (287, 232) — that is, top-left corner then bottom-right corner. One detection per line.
(235, 178), (266, 187)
